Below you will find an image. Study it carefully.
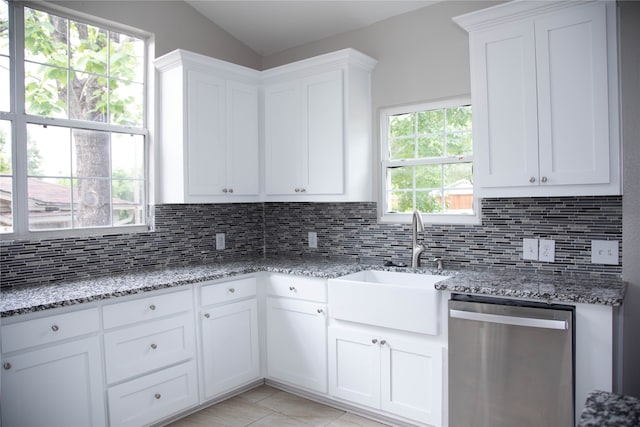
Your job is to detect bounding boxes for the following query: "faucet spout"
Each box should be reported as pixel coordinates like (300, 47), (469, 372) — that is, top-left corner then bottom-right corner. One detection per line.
(411, 210), (425, 268)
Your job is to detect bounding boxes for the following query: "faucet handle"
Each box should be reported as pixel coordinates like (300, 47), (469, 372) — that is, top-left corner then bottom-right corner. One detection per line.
(433, 257), (443, 271)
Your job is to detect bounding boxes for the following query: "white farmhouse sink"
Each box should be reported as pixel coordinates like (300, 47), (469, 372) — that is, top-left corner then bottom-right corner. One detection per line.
(328, 270), (450, 335)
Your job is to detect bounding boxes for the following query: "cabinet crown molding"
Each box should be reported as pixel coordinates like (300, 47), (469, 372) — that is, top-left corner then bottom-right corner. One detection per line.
(453, 0), (610, 32)
(154, 49), (261, 81)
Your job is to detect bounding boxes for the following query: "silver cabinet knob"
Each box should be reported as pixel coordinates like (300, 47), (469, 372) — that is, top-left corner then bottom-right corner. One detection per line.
(150, 343), (157, 350)
(204, 313), (210, 319)
(380, 340), (387, 346)
(154, 393), (161, 400)
(317, 308), (324, 314)
(294, 188), (300, 193)
(228, 188), (233, 193)
(51, 325), (59, 332)
(149, 304), (156, 311)
(289, 286), (296, 291)
(222, 188), (228, 193)
(3, 363), (11, 370)
(300, 188), (306, 193)
(529, 177), (536, 183)
(371, 339), (378, 344)
(541, 176), (548, 183)
(229, 288), (235, 293)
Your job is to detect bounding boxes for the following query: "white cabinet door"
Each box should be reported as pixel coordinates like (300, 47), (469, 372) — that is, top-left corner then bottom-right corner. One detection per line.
(201, 298), (260, 399)
(471, 21), (539, 189)
(380, 334), (443, 426)
(187, 70), (226, 197)
(226, 81), (259, 195)
(1, 336), (106, 427)
(264, 81), (301, 195)
(302, 70), (344, 195)
(264, 70), (344, 196)
(535, 2), (610, 186)
(266, 297), (327, 393)
(327, 326), (381, 408)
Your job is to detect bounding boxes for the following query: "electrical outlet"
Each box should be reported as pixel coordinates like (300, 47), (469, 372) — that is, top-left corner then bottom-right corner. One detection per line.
(216, 233), (225, 250)
(539, 239), (555, 262)
(591, 240), (619, 265)
(523, 238), (539, 260)
(308, 232), (318, 249)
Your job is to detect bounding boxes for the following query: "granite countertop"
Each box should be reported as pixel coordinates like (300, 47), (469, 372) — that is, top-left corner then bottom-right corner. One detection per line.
(0, 258), (627, 317)
(578, 390), (640, 427)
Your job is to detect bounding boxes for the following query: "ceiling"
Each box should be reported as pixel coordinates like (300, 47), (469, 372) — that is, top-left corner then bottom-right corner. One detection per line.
(185, 1), (438, 56)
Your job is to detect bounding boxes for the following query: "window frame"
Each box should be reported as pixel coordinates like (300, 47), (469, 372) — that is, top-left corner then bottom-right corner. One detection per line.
(378, 96), (481, 225)
(1, 1), (154, 240)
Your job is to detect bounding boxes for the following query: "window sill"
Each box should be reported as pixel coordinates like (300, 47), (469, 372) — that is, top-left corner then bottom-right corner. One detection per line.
(379, 211), (482, 226)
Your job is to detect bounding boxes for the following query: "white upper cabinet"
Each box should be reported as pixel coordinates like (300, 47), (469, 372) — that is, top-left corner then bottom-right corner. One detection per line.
(155, 50), (261, 203)
(263, 49), (377, 201)
(454, 1), (620, 197)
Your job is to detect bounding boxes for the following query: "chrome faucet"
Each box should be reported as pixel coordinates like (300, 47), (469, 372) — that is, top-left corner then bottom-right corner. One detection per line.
(411, 210), (425, 268)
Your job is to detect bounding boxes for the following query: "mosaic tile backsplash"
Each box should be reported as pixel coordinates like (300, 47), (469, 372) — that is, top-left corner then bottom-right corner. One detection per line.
(0, 196), (622, 288)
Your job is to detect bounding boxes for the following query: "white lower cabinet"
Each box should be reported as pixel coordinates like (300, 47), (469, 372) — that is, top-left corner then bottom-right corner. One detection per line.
(266, 296), (328, 393)
(107, 361), (198, 427)
(1, 335), (106, 427)
(328, 325), (444, 426)
(200, 298), (260, 399)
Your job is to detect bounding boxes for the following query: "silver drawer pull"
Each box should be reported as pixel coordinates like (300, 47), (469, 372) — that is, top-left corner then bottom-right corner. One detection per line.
(149, 304), (156, 311)
(154, 393), (161, 400)
(150, 343), (158, 350)
(229, 288), (235, 293)
(51, 325), (59, 332)
(3, 363), (11, 370)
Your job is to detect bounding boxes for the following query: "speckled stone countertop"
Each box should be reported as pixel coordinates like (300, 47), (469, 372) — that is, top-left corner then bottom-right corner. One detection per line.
(578, 390), (640, 426)
(0, 258), (627, 317)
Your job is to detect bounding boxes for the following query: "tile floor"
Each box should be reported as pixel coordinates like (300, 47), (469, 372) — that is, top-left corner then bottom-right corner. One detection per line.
(166, 384), (390, 427)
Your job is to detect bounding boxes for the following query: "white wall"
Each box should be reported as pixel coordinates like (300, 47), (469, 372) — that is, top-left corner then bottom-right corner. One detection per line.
(620, 1), (640, 398)
(52, 1), (262, 69)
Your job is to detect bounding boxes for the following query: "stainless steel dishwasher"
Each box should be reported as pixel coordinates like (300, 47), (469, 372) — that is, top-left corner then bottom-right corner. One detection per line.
(448, 295), (574, 427)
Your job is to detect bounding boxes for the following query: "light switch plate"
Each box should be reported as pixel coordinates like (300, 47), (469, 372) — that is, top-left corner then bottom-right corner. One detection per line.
(216, 233), (225, 250)
(539, 239), (555, 262)
(523, 238), (539, 260)
(591, 240), (619, 265)
(308, 232), (318, 249)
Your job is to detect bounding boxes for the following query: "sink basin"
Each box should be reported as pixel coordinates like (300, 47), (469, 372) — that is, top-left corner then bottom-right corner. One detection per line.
(328, 270), (450, 335)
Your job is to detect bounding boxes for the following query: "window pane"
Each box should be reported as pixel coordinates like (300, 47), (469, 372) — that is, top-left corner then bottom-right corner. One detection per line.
(388, 166), (412, 190)
(0, 56), (9, 112)
(28, 177), (72, 230)
(388, 191), (412, 213)
(69, 71), (108, 122)
(389, 137), (414, 160)
(27, 124), (71, 176)
(110, 33), (145, 83)
(444, 163), (473, 187)
(73, 177), (111, 227)
(112, 133), (144, 179)
(0, 119), (12, 233)
(446, 132), (473, 157)
(418, 135), (444, 158)
(25, 62), (68, 118)
(111, 79), (143, 126)
(112, 179), (144, 226)
(417, 190), (443, 214)
(70, 21), (107, 74)
(389, 113), (414, 138)
(0, 1), (7, 57)
(24, 8), (68, 67)
(415, 164), (441, 189)
(72, 128), (110, 178)
(418, 109), (444, 135)
(446, 106), (472, 132)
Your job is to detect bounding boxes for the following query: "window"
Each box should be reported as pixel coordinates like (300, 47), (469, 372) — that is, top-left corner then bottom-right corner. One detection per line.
(380, 98), (478, 224)
(0, 2), (149, 237)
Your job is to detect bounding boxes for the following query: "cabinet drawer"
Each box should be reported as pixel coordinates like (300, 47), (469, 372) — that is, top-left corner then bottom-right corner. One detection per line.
(107, 360), (198, 427)
(104, 313), (195, 384)
(1, 308), (99, 353)
(267, 274), (327, 302)
(201, 277), (256, 306)
(103, 289), (192, 329)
